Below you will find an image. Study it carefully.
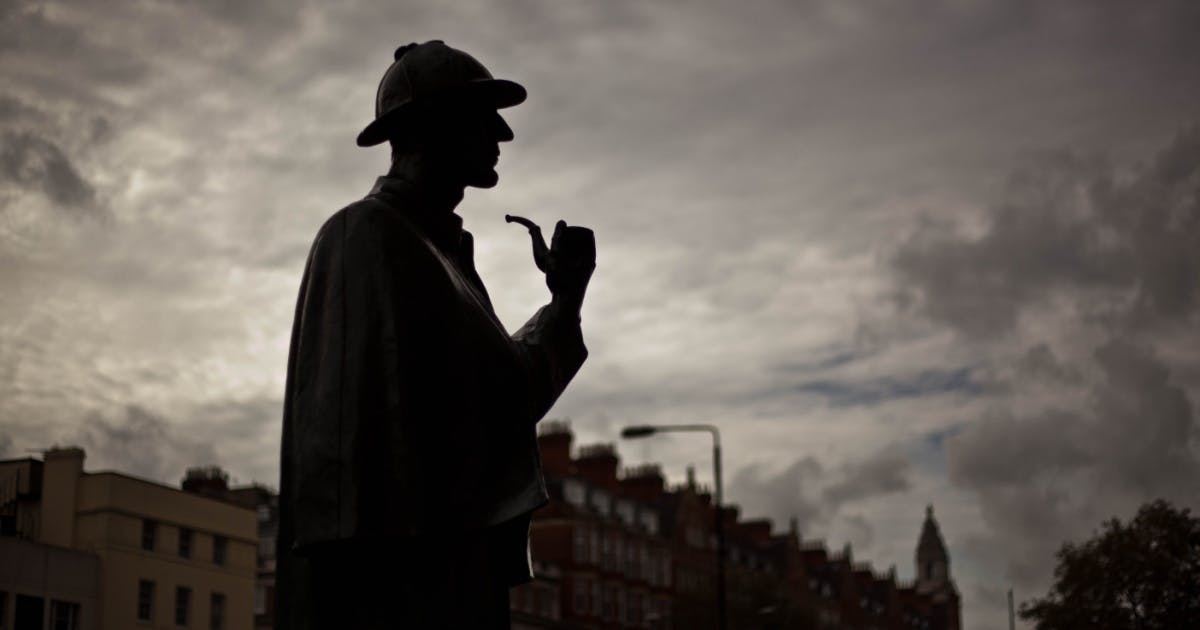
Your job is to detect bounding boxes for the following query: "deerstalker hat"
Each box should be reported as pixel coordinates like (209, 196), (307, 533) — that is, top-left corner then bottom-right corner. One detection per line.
(356, 40), (526, 147)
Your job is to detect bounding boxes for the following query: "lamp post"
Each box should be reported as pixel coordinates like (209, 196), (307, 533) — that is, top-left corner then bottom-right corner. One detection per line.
(621, 424), (726, 630)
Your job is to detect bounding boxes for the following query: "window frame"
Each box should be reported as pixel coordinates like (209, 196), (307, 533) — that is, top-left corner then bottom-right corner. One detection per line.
(49, 599), (81, 630)
(174, 586), (191, 626)
(141, 519), (157, 552)
(212, 535), (227, 566)
(137, 580), (155, 622)
(209, 592), (225, 630)
(178, 528), (193, 559)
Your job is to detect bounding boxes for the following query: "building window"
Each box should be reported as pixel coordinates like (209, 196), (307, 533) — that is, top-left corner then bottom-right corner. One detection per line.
(601, 584), (618, 622)
(615, 499), (634, 526)
(258, 534), (275, 562)
(254, 584), (266, 615)
(209, 592), (225, 630)
(212, 535), (227, 565)
(174, 586), (191, 626)
(573, 525), (588, 562)
(178, 528), (193, 559)
(925, 561), (934, 579)
(142, 519), (157, 551)
(590, 580), (602, 616)
(256, 504), (271, 522)
(572, 578), (588, 614)
(563, 479), (586, 506)
(534, 587), (552, 618)
(50, 600), (81, 630)
(639, 510), (658, 535)
(628, 592), (641, 625)
(590, 489), (610, 515)
(137, 580), (155, 621)
(15, 594), (44, 630)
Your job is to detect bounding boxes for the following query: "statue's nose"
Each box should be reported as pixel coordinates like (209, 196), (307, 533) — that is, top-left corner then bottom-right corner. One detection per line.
(492, 111), (514, 142)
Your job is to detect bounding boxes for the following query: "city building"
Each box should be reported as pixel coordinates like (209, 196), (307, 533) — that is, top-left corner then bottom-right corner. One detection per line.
(0, 448), (256, 630)
(517, 422), (962, 630)
(179, 467), (277, 630)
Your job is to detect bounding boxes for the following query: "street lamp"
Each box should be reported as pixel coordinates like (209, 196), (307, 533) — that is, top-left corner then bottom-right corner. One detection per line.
(621, 424), (726, 630)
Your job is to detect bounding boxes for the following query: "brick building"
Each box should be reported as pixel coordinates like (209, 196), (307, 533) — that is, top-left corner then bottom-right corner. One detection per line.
(514, 422), (961, 630)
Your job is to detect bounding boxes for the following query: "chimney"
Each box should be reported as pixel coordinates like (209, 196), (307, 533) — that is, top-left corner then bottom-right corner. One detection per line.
(741, 518), (772, 545)
(182, 466), (231, 500)
(536, 421), (573, 477)
(574, 444), (619, 492)
(721, 505), (740, 530)
(620, 464), (665, 503)
(686, 465), (696, 490)
(40, 446), (85, 547)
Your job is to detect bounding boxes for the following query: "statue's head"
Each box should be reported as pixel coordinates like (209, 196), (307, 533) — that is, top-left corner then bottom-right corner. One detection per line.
(358, 40), (525, 189)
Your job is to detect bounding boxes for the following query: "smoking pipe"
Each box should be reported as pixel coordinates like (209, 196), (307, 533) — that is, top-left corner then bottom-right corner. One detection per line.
(505, 214), (552, 273)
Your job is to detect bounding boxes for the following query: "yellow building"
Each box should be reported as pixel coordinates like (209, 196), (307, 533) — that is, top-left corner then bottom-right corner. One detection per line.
(0, 447), (255, 630)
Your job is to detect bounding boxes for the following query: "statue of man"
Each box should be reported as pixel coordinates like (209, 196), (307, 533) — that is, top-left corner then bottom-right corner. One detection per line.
(275, 40), (594, 629)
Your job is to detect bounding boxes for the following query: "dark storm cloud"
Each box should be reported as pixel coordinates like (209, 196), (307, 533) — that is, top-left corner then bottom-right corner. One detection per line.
(821, 448), (911, 506)
(72, 405), (217, 484)
(893, 126), (1200, 603)
(3, 3), (1200, 628)
(895, 127), (1200, 337)
(0, 1), (149, 86)
(945, 340), (1198, 584)
(730, 445), (913, 535)
(0, 130), (97, 211)
(0, 95), (45, 123)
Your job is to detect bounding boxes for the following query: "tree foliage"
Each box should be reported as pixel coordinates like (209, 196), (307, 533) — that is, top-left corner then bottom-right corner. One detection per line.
(1019, 499), (1200, 629)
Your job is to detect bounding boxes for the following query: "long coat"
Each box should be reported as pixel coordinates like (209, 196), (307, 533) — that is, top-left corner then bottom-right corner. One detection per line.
(275, 176), (587, 626)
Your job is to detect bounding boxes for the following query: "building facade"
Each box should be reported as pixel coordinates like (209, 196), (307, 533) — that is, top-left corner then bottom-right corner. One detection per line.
(0, 448), (256, 630)
(516, 423), (962, 630)
(179, 468), (278, 630)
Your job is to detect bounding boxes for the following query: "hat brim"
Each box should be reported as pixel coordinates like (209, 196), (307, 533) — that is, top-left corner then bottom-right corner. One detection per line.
(356, 78), (526, 147)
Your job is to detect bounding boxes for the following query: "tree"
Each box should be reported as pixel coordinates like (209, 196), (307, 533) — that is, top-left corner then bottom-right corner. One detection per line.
(1020, 499), (1200, 629)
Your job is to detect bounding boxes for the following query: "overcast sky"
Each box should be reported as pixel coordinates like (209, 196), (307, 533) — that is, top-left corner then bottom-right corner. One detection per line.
(3, 1), (1199, 627)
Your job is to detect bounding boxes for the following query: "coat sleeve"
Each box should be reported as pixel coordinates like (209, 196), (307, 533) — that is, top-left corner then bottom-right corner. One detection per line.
(511, 300), (588, 422)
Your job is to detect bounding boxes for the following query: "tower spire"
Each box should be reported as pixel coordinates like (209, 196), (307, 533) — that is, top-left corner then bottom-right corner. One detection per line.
(916, 503), (950, 591)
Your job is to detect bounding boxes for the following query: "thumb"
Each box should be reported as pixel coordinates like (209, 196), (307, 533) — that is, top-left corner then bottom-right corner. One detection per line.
(551, 220), (567, 250)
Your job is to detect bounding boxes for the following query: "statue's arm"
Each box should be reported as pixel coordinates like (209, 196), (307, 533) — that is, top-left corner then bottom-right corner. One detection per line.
(509, 219), (595, 421)
(512, 298), (588, 421)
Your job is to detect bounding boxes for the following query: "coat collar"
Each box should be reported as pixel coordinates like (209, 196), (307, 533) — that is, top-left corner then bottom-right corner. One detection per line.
(368, 175), (465, 254)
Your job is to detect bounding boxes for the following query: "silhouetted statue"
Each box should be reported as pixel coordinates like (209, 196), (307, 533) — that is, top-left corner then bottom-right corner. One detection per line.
(275, 40), (594, 629)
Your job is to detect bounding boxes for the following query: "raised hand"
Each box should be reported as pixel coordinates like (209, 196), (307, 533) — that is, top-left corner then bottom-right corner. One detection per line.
(506, 215), (595, 313)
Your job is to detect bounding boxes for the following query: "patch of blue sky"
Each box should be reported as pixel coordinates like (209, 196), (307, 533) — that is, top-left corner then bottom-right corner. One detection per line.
(793, 367), (982, 408)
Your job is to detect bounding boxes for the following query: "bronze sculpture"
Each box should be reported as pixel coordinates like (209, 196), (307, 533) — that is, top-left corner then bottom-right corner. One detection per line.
(275, 40), (594, 629)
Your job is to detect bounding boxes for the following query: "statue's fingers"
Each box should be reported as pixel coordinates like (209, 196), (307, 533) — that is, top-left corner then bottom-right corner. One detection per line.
(551, 220), (567, 252)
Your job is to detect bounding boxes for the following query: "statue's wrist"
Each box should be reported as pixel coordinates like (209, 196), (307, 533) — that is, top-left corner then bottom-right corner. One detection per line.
(550, 291), (585, 320)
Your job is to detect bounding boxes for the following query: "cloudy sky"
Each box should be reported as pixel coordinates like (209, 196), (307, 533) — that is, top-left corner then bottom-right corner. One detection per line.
(3, 0), (1199, 626)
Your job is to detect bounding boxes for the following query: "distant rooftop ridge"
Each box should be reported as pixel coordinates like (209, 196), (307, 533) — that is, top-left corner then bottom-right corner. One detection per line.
(576, 443), (616, 458)
(621, 463), (663, 479)
(538, 419), (572, 436)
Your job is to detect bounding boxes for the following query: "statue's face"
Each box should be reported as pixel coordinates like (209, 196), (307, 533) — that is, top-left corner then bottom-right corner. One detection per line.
(423, 101), (514, 189)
